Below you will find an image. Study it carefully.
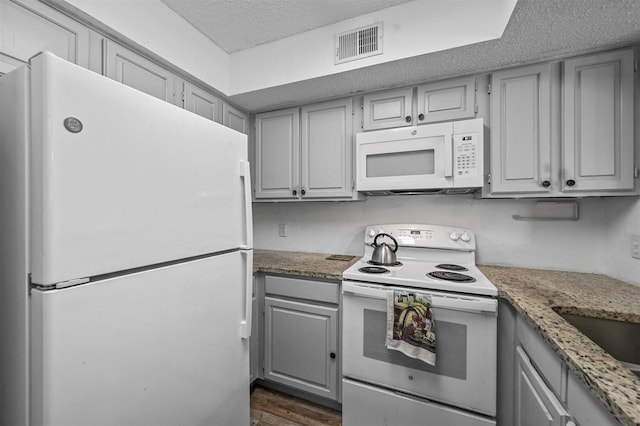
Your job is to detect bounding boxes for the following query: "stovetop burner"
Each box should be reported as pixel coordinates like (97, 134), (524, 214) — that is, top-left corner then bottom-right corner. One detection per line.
(427, 271), (476, 283)
(359, 266), (390, 274)
(435, 263), (468, 272)
(368, 260), (403, 267)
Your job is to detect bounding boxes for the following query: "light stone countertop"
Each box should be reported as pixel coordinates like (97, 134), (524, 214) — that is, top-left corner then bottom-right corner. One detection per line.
(253, 249), (358, 281)
(253, 249), (640, 425)
(479, 265), (640, 426)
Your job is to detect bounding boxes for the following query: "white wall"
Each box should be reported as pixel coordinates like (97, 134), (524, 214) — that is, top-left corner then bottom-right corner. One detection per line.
(63, 0), (230, 93)
(252, 195), (640, 286)
(602, 197), (640, 285)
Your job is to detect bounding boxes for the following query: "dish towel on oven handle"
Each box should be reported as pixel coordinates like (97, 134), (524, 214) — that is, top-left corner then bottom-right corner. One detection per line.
(385, 290), (436, 366)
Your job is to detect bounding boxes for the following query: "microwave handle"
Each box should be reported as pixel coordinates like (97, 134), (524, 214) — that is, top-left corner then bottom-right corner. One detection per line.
(444, 133), (453, 177)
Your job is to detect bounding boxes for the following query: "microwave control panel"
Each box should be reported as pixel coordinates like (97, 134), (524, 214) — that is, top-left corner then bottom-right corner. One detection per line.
(453, 133), (479, 176)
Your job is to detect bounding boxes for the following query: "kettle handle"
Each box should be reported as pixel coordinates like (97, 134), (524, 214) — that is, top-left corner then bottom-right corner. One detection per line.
(373, 233), (398, 252)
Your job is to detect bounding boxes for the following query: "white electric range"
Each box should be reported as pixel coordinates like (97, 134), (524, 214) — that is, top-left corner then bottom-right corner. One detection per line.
(342, 224), (498, 426)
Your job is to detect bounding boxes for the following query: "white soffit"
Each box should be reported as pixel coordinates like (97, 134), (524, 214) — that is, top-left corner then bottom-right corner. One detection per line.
(161, 0), (414, 53)
(228, 0), (516, 96)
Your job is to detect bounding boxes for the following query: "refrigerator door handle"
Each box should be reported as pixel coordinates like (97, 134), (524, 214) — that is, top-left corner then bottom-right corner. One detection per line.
(239, 250), (253, 339)
(239, 161), (253, 250)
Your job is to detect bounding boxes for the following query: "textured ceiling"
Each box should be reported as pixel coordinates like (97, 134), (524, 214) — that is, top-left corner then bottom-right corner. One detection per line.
(161, 0), (413, 53)
(159, 0), (640, 112)
(224, 0), (640, 112)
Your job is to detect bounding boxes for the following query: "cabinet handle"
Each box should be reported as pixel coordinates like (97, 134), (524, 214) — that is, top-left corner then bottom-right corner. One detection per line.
(330, 352), (336, 359)
(405, 115), (412, 123)
(301, 188), (306, 196)
(542, 180), (551, 187)
(418, 113), (425, 121)
(566, 179), (576, 187)
(292, 189), (297, 196)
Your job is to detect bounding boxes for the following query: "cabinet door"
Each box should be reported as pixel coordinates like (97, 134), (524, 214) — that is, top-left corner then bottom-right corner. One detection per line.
(104, 40), (176, 103)
(363, 87), (413, 130)
(0, 53), (24, 76)
(563, 49), (635, 192)
(183, 82), (221, 122)
(566, 371), (619, 426)
(223, 103), (249, 135)
(0, 0), (89, 67)
(416, 76), (476, 124)
(264, 296), (338, 400)
(255, 108), (300, 199)
(301, 98), (353, 198)
(490, 63), (553, 194)
(514, 346), (568, 426)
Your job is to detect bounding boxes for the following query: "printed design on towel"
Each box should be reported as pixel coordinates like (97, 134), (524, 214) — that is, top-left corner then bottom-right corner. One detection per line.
(386, 290), (436, 365)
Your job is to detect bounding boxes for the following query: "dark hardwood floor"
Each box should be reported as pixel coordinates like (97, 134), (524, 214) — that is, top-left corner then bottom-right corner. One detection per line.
(250, 386), (342, 426)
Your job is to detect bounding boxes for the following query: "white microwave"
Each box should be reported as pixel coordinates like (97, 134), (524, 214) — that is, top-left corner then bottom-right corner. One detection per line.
(356, 118), (484, 195)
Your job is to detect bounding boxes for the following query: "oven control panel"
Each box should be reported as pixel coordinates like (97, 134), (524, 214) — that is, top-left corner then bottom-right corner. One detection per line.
(365, 224), (476, 251)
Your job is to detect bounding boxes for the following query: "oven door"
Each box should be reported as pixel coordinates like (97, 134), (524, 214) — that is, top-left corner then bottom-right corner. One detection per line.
(356, 122), (454, 192)
(342, 280), (497, 416)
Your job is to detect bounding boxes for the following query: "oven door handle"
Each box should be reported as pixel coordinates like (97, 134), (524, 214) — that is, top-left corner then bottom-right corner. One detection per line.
(342, 281), (497, 314)
(431, 295), (497, 314)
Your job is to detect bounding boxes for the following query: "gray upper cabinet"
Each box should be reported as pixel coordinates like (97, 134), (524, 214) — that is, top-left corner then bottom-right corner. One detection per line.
(183, 81), (222, 122)
(489, 63), (553, 195)
(255, 108), (300, 200)
(487, 48), (637, 198)
(0, 0), (89, 67)
(255, 98), (358, 201)
(223, 103), (249, 135)
(104, 40), (177, 104)
(0, 53), (24, 76)
(362, 77), (476, 131)
(301, 98), (354, 199)
(416, 76), (476, 124)
(362, 87), (413, 130)
(562, 49), (635, 193)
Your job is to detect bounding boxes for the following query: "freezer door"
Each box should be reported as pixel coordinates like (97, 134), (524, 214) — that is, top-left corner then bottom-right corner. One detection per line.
(30, 250), (251, 426)
(29, 52), (252, 286)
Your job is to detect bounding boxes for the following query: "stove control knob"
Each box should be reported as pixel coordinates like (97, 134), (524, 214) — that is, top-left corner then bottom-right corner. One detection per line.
(368, 228), (376, 238)
(460, 232), (471, 242)
(449, 231), (460, 241)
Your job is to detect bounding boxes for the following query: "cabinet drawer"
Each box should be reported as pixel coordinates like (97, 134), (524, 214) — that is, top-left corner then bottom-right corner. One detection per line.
(265, 275), (339, 304)
(516, 316), (564, 397)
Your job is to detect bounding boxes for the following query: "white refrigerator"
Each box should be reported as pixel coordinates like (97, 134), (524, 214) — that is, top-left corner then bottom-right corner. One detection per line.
(0, 52), (253, 426)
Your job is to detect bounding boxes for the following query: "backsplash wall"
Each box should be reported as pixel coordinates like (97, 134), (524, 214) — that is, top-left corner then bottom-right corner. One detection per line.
(253, 195), (640, 286)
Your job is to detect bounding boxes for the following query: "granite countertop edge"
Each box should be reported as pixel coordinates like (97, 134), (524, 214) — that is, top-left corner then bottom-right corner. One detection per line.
(253, 250), (640, 426)
(479, 265), (640, 426)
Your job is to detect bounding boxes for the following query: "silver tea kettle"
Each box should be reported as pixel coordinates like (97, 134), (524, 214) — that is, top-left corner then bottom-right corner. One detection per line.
(371, 233), (399, 265)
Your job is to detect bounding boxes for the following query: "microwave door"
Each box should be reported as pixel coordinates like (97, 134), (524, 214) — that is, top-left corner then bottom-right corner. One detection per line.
(357, 125), (454, 192)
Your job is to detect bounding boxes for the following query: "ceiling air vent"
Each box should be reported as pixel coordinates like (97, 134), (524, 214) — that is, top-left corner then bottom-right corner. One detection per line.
(335, 22), (383, 65)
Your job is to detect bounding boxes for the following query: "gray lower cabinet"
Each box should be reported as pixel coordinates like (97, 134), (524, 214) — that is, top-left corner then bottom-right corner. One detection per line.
(514, 345), (569, 426)
(499, 300), (619, 426)
(262, 275), (340, 401)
